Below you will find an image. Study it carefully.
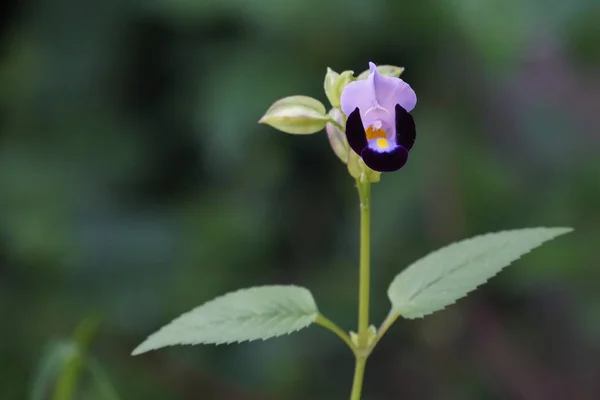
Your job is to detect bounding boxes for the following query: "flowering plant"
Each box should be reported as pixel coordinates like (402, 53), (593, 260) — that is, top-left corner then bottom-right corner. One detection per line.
(132, 62), (572, 399)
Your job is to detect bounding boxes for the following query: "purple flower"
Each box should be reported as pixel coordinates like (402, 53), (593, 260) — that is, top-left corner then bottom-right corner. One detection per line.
(340, 62), (417, 172)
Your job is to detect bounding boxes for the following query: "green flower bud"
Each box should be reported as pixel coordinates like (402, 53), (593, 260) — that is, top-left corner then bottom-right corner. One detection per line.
(367, 325), (377, 346)
(349, 325), (377, 348)
(325, 108), (349, 163)
(324, 68), (355, 108)
(361, 159), (381, 183)
(357, 64), (405, 80)
(259, 95), (329, 134)
(347, 150), (362, 179)
(323, 67), (340, 105)
(347, 150), (382, 183)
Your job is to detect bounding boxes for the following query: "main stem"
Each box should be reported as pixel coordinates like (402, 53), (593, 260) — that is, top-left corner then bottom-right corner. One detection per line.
(350, 357), (366, 400)
(357, 180), (371, 346)
(350, 179), (371, 400)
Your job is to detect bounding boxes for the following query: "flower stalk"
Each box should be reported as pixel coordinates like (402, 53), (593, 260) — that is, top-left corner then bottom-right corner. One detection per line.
(350, 356), (367, 400)
(349, 178), (372, 400)
(357, 179), (371, 347)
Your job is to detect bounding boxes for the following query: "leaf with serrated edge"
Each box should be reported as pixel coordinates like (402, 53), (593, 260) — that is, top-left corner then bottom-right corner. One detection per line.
(132, 285), (318, 355)
(388, 227), (572, 319)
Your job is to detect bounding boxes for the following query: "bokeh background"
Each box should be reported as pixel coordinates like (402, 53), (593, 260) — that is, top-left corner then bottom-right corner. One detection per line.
(2, 0), (600, 399)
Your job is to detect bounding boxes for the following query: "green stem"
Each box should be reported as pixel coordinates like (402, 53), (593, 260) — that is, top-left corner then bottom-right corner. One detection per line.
(315, 315), (356, 352)
(369, 311), (399, 351)
(349, 356), (367, 400)
(357, 180), (371, 346)
(349, 179), (371, 400)
(328, 117), (345, 132)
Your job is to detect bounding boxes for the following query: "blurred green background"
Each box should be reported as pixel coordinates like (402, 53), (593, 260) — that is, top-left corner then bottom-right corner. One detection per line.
(1, 0), (599, 399)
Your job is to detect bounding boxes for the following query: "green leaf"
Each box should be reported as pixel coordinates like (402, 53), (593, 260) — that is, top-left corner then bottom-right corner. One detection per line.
(388, 227), (573, 319)
(132, 285), (319, 355)
(29, 341), (78, 400)
(357, 65), (405, 80)
(29, 317), (101, 400)
(52, 316), (100, 400)
(259, 95), (329, 134)
(87, 358), (121, 400)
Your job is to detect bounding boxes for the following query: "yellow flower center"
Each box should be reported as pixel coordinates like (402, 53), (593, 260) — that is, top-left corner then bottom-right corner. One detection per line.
(376, 138), (389, 149)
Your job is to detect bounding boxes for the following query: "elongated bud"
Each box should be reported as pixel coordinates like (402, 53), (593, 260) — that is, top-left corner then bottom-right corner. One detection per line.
(324, 68), (355, 108)
(259, 95), (329, 134)
(324, 67), (340, 105)
(325, 108), (349, 163)
(347, 150), (362, 179)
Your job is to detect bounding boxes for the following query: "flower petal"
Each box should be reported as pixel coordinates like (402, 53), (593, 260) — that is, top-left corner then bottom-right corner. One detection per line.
(340, 77), (375, 121)
(394, 104), (416, 150)
(345, 108), (368, 155)
(370, 62), (417, 113)
(361, 146), (409, 172)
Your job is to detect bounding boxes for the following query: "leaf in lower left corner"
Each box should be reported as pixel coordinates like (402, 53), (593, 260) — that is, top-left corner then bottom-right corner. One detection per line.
(132, 285), (319, 355)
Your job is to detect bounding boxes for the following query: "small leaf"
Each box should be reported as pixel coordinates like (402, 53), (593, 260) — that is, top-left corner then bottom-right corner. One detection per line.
(357, 65), (405, 80)
(388, 227), (573, 319)
(259, 96), (329, 134)
(132, 285), (319, 355)
(325, 108), (349, 163)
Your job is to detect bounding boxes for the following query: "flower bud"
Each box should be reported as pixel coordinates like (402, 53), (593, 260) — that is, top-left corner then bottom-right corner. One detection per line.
(323, 67), (340, 105)
(349, 325), (378, 348)
(347, 150), (362, 179)
(367, 325), (377, 346)
(361, 159), (382, 183)
(357, 64), (404, 80)
(324, 68), (355, 108)
(259, 95), (329, 134)
(347, 150), (381, 183)
(325, 108), (349, 163)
